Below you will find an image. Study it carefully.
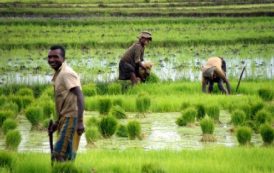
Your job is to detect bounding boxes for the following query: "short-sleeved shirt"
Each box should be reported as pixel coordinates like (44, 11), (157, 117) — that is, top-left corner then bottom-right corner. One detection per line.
(51, 62), (81, 118)
(120, 42), (144, 69)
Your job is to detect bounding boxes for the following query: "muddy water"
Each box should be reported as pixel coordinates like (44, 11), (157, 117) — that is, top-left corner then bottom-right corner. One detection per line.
(0, 57), (273, 85)
(0, 111), (263, 152)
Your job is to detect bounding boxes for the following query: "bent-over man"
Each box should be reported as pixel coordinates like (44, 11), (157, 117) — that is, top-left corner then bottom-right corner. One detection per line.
(202, 56), (231, 95)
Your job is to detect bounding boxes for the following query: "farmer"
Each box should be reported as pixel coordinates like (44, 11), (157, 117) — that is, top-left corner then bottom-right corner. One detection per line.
(118, 31), (152, 85)
(201, 56), (231, 95)
(47, 45), (85, 162)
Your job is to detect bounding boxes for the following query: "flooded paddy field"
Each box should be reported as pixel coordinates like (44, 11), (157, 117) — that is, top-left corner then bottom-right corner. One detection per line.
(0, 44), (273, 84)
(0, 111), (264, 153)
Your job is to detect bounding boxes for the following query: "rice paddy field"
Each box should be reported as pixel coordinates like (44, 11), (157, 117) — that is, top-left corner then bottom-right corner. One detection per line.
(0, 0), (274, 172)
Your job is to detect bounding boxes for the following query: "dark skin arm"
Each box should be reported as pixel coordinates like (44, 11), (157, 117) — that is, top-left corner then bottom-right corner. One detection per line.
(70, 86), (85, 135)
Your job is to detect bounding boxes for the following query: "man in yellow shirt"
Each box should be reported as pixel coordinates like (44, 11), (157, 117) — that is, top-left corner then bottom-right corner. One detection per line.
(47, 45), (85, 161)
(119, 31), (152, 85)
(202, 57), (231, 95)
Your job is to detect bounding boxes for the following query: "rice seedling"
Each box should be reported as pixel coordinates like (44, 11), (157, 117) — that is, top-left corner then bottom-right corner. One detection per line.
(176, 107), (197, 126)
(200, 116), (216, 142)
(116, 124), (128, 138)
(98, 98), (112, 115)
(2, 119), (17, 135)
(112, 98), (124, 107)
(250, 101), (264, 120)
(259, 124), (274, 145)
(85, 117), (99, 127)
(82, 83), (97, 96)
(255, 110), (272, 126)
(206, 105), (220, 122)
(25, 106), (43, 128)
(136, 94), (151, 115)
(108, 83), (122, 95)
(5, 130), (21, 150)
(127, 120), (141, 140)
(16, 87), (34, 97)
(0, 110), (15, 127)
(96, 82), (109, 95)
(52, 162), (82, 173)
(145, 72), (160, 83)
(258, 88), (273, 101)
(85, 126), (100, 143)
(141, 163), (166, 173)
(99, 116), (118, 138)
(195, 104), (206, 120)
(231, 110), (246, 127)
(236, 126), (252, 146)
(0, 150), (14, 169)
(111, 105), (127, 119)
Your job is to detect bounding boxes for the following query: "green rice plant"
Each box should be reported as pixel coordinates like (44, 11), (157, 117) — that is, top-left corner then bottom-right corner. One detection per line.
(6, 130), (21, 150)
(206, 105), (220, 122)
(98, 98), (112, 115)
(195, 104), (206, 120)
(82, 83), (96, 96)
(0, 96), (6, 106)
(8, 96), (23, 111)
(2, 119), (17, 135)
(25, 106), (43, 127)
(99, 116), (117, 138)
(244, 120), (257, 132)
(176, 107), (197, 126)
(85, 117), (99, 127)
(236, 126), (252, 145)
(258, 88), (273, 101)
(111, 105), (127, 119)
(136, 95), (151, 114)
(260, 124), (274, 145)
(141, 163), (166, 173)
(96, 82), (108, 95)
(180, 102), (191, 110)
(112, 98), (123, 107)
(20, 96), (33, 109)
(41, 100), (55, 119)
(200, 116), (216, 142)
(250, 101), (264, 120)
(238, 104), (252, 120)
(0, 110), (15, 127)
(0, 150), (14, 169)
(231, 110), (246, 127)
(255, 110), (271, 126)
(84, 97), (97, 111)
(52, 162), (81, 173)
(85, 127), (100, 143)
(116, 124), (128, 138)
(127, 120), (141, 140)
(145, 72), (160, 83)
(42, 118), (50, 129)
(108, 83), (122, 95)
(1, 102), (19, 114)
(16, 88), (34, 97)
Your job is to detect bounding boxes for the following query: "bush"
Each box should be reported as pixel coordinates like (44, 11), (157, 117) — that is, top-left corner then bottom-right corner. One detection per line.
(255, 110), (271, 126)
(98, 98), (112, 115)
(260, 124), (274, 145)
(196, 104), (206, 120)
(16, 88), (34, 97)
(6, 130), (21, 150)
(236, 126), (252, 145)
(127, 120), (141, 140)
(52, 162), (80, 173)
(82, 83), (96, 96)
(85, 127), (100, 143)
(200, 116), (214, 134)
(25, 106), (43, 127)
(116, 124), (128, 137)
(258, 88), (273, 101)
(206, 105), (220, 121)
(141, 163), (166, 173)
(111, 105), (127, 119)
(231, 110), (246, 126)
(99, 116), (118, 138)
(0, 110), (15, 127)
(136, 95), (151, 114)
(2, 119), (17, 134)
(0, 151), (14, 168)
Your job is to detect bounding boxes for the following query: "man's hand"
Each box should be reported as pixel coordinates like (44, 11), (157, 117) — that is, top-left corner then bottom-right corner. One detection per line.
(48, 121), (58, 134)
(77, 121), (85, 136)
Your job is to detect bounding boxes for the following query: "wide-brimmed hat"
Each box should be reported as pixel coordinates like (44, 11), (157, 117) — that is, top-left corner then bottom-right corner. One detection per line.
(138, 31), (152, 41)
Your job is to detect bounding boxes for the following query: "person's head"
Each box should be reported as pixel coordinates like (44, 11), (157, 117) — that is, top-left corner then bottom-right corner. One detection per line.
(138, 31), (152, 46)
(48, 45), (66, 71)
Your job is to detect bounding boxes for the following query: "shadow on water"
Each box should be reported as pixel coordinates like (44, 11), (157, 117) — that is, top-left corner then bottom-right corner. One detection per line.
(0, 111), (263, 152)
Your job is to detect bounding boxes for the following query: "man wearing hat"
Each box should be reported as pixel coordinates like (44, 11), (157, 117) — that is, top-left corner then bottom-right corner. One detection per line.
(118, 31), (152, 85)
(201, 56), (231, 95)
